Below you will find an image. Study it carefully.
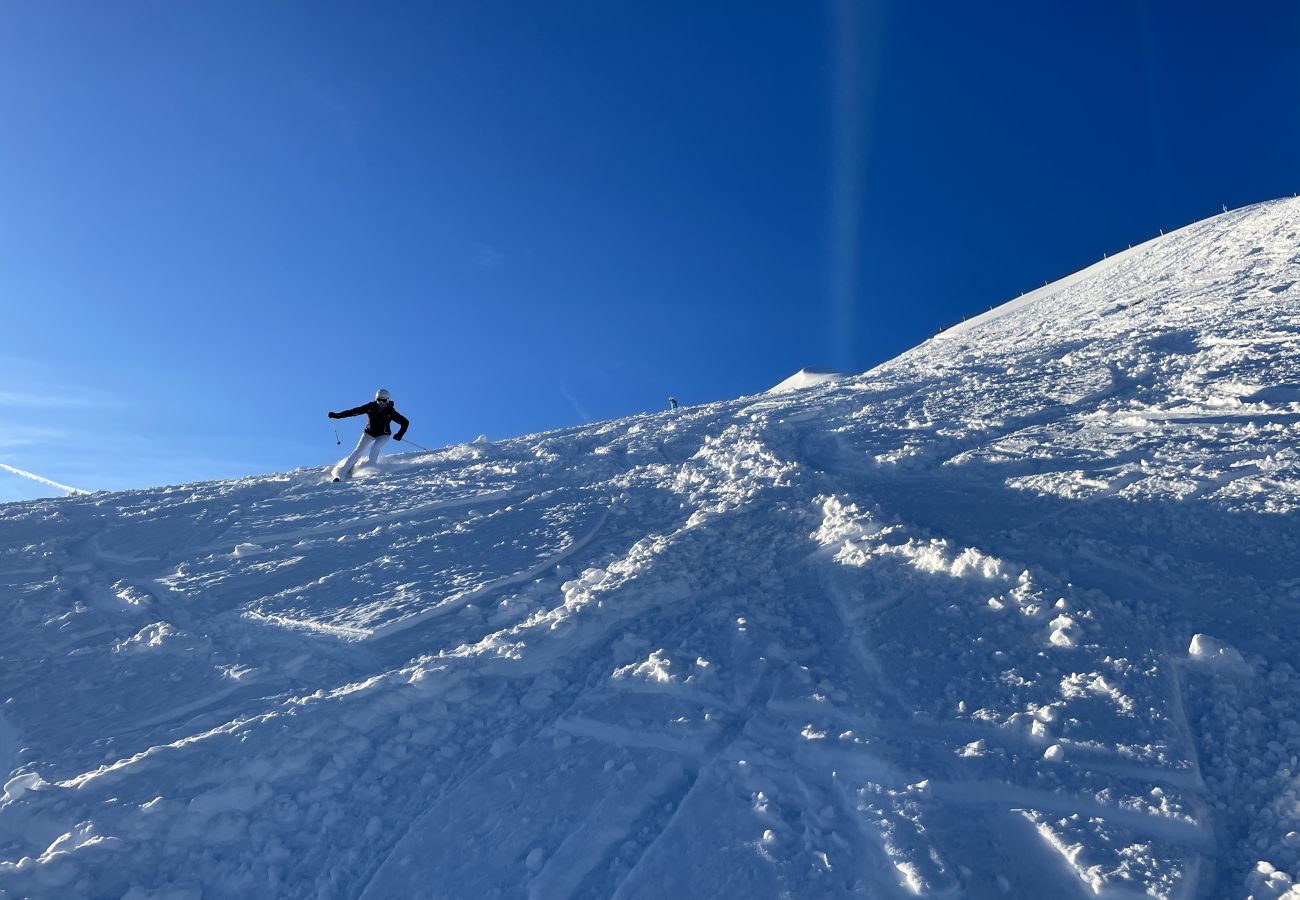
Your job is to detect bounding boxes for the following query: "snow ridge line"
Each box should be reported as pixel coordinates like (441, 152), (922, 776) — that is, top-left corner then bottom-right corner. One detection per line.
(931, 199), (1266, 343)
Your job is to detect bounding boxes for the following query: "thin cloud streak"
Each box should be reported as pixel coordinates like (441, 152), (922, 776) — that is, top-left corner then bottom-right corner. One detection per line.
(558, 384), (592, 424)
(0, 426), (71, 449)
(0, 463), (88, 495)
(0, 390), (94, 409)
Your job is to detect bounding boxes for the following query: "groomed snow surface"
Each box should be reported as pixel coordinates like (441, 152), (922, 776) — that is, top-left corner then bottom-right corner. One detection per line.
(3, 199), (1300, 898)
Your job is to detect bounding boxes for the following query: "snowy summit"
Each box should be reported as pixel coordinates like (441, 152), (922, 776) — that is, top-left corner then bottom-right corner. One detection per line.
(3, 199), (1300, 898)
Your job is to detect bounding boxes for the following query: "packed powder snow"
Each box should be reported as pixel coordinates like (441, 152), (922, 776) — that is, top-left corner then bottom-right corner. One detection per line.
(2, 199), (1300, 898)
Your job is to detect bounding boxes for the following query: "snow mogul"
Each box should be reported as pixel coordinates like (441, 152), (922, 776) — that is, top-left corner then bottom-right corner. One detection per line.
(328, 388), (409, 481)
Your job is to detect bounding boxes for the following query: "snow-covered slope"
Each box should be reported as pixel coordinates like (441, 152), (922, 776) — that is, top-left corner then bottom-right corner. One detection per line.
(3, 199), (1300, 899)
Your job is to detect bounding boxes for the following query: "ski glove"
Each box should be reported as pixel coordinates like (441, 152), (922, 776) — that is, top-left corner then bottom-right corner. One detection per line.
(393, 432), (405, 441)
(328, 411), (340, 419)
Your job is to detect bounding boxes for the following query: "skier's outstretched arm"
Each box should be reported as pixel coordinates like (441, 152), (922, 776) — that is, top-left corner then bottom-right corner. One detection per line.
(328, 404), (371, 419)
(391, 410), (409, 441)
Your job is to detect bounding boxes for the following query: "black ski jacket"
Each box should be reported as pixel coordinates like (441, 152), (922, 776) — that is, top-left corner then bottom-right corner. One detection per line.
(335, 402), (409, 439)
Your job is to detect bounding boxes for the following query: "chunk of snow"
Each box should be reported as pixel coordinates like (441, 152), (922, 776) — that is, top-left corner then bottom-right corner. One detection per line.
(3, 772), (47, 802)
(613, 649), (677, 685)
(1048, 614), (1078, 648)
(1188, 633), (1250, 671)
(112, 622), (188, 654)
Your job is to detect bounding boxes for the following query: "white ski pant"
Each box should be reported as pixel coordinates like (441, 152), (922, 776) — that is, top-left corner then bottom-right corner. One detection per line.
(341, 432), (390, 475)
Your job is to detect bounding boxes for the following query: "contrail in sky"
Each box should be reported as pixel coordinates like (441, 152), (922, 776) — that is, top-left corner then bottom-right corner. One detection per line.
(0, 463), (88, 495)
(558, 384), (592, 424)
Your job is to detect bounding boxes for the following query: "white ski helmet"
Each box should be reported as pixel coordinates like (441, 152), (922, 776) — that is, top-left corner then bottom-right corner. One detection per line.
(375, 388), (391, 402)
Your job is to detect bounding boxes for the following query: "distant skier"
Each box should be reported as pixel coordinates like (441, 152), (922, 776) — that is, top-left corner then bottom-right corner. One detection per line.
(668, 396), (678, 410)
(328, 388), (409, 481)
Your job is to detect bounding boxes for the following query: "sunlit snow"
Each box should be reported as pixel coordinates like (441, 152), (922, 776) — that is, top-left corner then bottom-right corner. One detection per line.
(3, 199), (1300, 898)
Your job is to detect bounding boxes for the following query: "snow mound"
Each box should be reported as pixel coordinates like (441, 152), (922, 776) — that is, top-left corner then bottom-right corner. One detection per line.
(3, 198), (1300, 898)
(2, 773), (47, 803)
(767, 369), (847, 393)
(1187, 633), (1251, 671)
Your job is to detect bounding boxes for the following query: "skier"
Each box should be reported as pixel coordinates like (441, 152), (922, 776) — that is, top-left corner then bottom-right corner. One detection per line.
(668, 396), (678, 410)
(328, 388), (409, 481)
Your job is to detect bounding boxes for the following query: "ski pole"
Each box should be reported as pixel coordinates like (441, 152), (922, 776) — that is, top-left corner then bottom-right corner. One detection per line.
(331, 421), (341, 445)
(403, 439), (431, 452)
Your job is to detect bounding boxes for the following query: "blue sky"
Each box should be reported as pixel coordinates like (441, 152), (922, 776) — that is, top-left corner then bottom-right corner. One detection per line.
(3, 2), (1299, 501)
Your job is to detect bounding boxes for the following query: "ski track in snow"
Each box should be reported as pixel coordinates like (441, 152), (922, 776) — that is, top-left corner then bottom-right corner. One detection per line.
(2, 199), (1300, 897)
